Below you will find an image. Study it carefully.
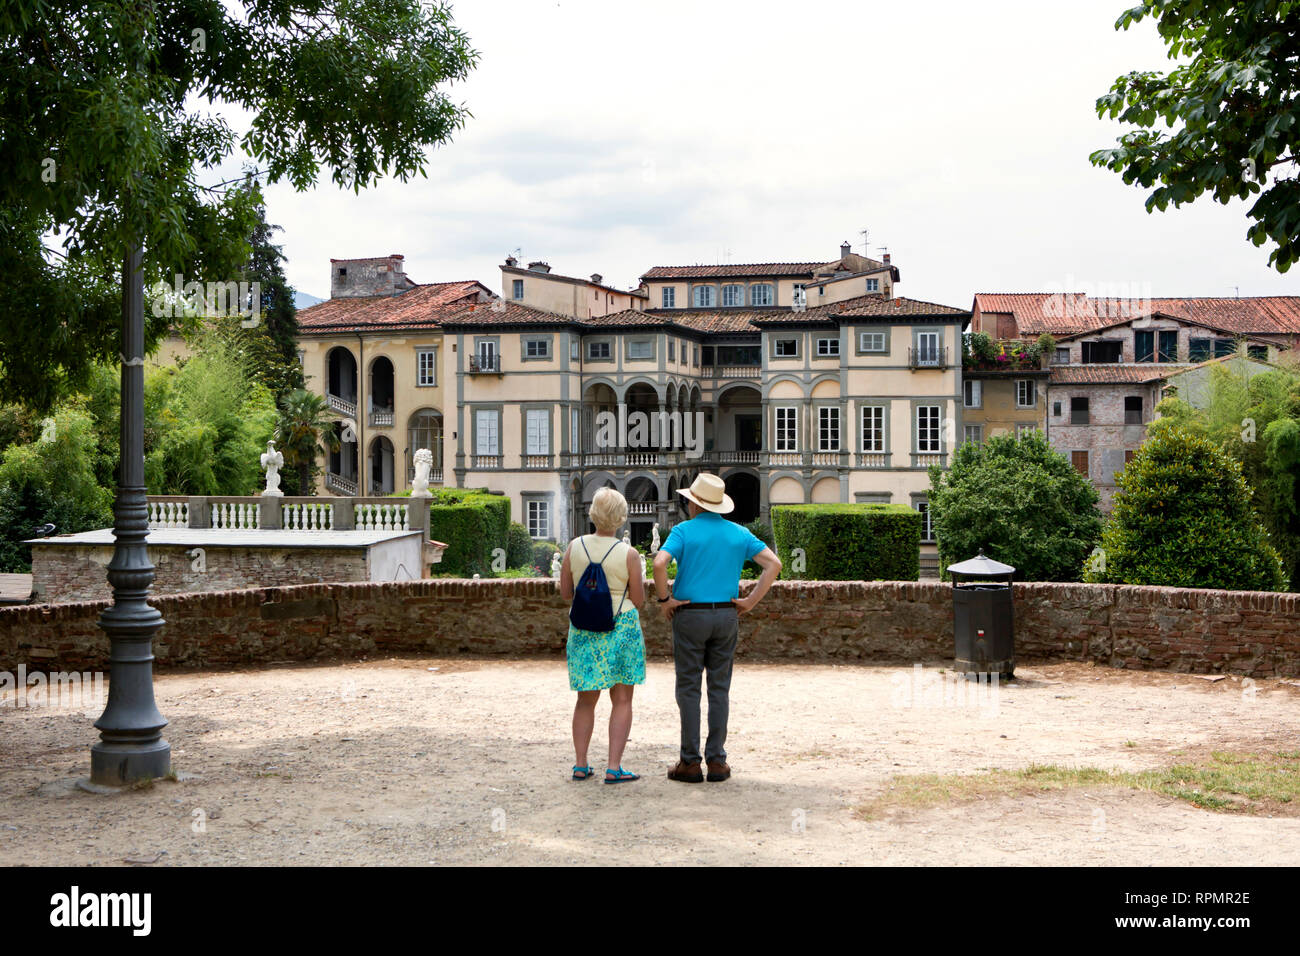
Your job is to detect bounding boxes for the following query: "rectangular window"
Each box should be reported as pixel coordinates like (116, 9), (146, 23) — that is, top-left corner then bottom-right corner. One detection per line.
(722, 284), (745, 307)
(1082, 341), (1122, 364)
(1016, 423), (1039, 438)
(817, 338), (839, 357)
(860, 331), (887, 353)
(1135, 330), (1155, 363)
(1054, 347), (1070, 364)
(964, 424), (983, 446)
(526, 500), (550, 539)
(417, 349), (437, 386)
(701, 345), (714, 366)
(511, 279), (524, 300)
(861, 406), (885, 452)
(476, 340), (497, 372)
(866, 278), (880, 292)
(628, 339), (653, 360)
(662, 287), (676, 308)
(692, 285), (716, 307)
(915, 501), (934, 542)
(775, 407), (798, 452)
(1053, 401), (1062, 417)
(1071, 450), (1089, 476)
(693, 345), (700, 367)
(963, 380), (982, 408)
(1070, 396), (1089, 425)
(1124, 396), (1143, 425)
(1189, 337), (1211, 362)
(775, 338), (798, 358)
(570, 339), (579, 361)
(916, 405), (941, 453)
(1124, 450), (1136, 465)
(588, 341), (611, 360)
(818, 407), (840, 452)
(525, 409), (549, 455)
(1214, 337), (1235, 358)
(750, 283), (774, 306)
(524, 338), (549, 359)
(668, 340), (676, 362)
(1248, 344), (1268, 361)
(475, 410), (499, 456)
(915, 331), (941, 366)
(1016, 379), (1036, 408)
(1158, 330), (1178, 362)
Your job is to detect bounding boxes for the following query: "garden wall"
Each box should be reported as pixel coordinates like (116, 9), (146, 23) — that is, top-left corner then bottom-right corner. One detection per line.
(2, 579), (1299, 677)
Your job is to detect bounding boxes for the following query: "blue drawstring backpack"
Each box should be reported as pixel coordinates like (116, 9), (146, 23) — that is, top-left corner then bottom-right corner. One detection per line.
(569, 537), (626, 632)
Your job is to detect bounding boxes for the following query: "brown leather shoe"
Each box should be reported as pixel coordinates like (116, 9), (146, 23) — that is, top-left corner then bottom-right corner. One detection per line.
(667, 760), (703, 783)
(706, 760), (731, 782)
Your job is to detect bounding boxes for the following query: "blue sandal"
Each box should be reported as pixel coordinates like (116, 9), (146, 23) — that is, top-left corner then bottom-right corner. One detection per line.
(572, 765), (594, 780)
(604, 766), (640, 784)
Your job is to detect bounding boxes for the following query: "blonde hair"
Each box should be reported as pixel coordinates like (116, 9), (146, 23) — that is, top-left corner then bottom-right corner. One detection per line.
(589, 487), (628, 535)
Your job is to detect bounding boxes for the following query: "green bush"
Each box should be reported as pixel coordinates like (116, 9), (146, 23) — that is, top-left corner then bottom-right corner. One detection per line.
(771, 503), (921, 581)
(506, 521), (533, 568)
(427, 489), (511, 577)
(531, 539), (560, 573)
(1084, 426), (1287, 591)
(743, 518), (774, 575)
(928, 430), (1103, 581)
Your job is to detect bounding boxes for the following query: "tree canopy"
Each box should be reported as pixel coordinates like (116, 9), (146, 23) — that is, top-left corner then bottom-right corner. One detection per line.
(0, 0), (478, 410)
(1091, 1), (1300, 271)
(928, 431), (1104, 581)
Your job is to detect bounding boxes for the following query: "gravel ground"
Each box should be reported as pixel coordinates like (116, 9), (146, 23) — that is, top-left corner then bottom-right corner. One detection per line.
(1, 658), (1298, 866)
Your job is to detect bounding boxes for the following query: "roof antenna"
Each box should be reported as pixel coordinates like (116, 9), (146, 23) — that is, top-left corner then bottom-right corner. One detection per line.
(859, 227), (870, 256)
(1234, 285), (1240, 299)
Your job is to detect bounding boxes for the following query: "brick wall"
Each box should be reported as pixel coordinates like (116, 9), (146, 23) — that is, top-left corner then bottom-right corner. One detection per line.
(2, 579), (1299, 677)
(30, 544), (370, 604)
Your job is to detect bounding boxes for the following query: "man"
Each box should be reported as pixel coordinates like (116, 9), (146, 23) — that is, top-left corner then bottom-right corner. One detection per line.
(653, 473), (782, 783)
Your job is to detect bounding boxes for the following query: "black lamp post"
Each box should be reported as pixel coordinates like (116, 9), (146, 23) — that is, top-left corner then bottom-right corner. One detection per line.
(88, 245), (171, 786)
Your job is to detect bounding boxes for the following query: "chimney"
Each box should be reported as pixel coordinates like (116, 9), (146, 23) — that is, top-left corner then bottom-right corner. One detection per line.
(505, 255), (518, 268)
(590, 273), (603, 286)
(527, 261), (551, 273)
(883, 252), (891, 265)
(840, 241), (851, 259)
(329, 254), (408, 298)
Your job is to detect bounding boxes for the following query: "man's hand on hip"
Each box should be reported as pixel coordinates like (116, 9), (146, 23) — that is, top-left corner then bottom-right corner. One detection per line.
(731, 593), (759, 615)
(659, 597), (688, 621)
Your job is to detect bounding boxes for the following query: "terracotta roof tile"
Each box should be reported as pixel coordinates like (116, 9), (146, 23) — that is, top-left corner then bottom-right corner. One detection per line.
(975, 293), (1300, 336)
(1048, 364), (1179, 385)
(297, 281), (492, 334)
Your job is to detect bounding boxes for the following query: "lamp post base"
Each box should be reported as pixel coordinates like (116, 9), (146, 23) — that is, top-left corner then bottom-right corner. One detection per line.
(89, 739), (171, 787)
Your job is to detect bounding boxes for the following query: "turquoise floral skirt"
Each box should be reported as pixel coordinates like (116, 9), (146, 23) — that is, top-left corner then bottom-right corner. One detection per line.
(567, 607), (646, 691)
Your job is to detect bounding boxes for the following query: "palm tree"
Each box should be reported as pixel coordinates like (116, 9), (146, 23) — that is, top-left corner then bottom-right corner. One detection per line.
(275, 389), (338, 496)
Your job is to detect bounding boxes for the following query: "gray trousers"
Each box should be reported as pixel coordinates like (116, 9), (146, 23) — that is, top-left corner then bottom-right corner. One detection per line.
(671, 607), (739, 764)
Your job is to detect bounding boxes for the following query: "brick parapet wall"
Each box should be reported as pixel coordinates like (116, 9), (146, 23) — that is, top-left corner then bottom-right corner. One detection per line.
(2, 580), (1298, 676)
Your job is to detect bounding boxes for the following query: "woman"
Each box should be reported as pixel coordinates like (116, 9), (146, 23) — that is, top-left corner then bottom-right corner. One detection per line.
(560, 487), (647, 784)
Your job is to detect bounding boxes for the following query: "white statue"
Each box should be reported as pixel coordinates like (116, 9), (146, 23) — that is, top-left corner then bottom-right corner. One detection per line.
(260, 440), (284, 497)
(622, 530), (631, 547)
(550, 551), (563, 579)
(651, 522), (660, 554)
(411, 448), (434, 497)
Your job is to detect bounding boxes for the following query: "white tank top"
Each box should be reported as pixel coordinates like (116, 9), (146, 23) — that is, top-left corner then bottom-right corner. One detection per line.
(568, 535), (634, 612)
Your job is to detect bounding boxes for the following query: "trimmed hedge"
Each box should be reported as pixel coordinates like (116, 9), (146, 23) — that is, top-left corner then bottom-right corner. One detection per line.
(506, 522), (533, 568)
(771, 503), (921, 581)
(427, 489), (511, 576)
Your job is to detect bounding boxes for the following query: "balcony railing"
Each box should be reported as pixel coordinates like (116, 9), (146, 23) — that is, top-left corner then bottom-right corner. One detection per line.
(326, 393), (357, 418)
(369, 407), (394, 427)
(856, 452), (889, 469)
(698, 365), (761, 379)
(523, 455), (552, 469)
(326, 472), (358, 496)
(469, 355), (501, 374)
(406, 466), (444, 486)
(146, 497), (190, 529)
(767, 452), (801, 467)
(628, 501), (656, 516)
(471, 455), (502, 470)
(145, 495), (425, 537)
(711, 450), (761, 466)
(911, 452), (947, 468)
(907, 347), (948, 369)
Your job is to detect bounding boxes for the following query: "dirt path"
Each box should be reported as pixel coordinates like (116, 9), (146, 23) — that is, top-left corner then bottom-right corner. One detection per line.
(2, 659), (1298, 866)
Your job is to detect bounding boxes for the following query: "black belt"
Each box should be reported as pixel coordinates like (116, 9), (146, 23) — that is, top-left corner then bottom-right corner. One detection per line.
(678, 601), (736, 610)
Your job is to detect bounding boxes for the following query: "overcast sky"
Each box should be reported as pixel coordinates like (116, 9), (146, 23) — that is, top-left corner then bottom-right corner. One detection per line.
(259, 0), (1298, 307)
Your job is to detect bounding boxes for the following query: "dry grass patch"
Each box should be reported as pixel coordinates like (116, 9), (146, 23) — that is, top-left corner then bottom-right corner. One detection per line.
(857, 751), (1300, 819)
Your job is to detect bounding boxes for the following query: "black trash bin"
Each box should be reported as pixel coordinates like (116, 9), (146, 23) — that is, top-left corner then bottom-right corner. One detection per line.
(947, 551), (1016, 679)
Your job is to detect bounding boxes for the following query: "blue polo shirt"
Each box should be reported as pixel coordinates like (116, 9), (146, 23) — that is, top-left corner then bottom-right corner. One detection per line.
(660, 512), (767, 603)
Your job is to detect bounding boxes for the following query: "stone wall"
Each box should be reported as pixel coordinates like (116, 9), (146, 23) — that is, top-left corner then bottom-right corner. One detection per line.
(2, 579), (1299, 677)
(30, 543), (371, 605)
